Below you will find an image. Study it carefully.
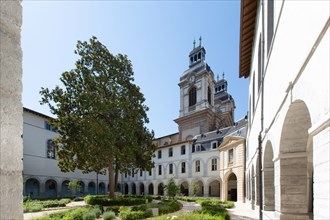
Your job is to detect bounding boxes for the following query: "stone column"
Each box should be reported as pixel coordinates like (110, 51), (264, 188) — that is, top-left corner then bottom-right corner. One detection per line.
(0, 1), (23, 219)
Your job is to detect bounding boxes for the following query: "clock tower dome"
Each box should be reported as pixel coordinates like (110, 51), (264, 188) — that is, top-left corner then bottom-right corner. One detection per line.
(175, 38), (217, 141)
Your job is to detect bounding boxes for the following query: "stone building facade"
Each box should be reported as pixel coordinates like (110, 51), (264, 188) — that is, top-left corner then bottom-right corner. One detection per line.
(0, 1), (23, 219)
(119, 42), (247, 200)
(23, 108), (109, 199)
(239, 0), (329, 219)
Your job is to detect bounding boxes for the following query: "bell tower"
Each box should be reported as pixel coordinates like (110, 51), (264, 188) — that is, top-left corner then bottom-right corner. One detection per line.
(175, 38), (216, 141)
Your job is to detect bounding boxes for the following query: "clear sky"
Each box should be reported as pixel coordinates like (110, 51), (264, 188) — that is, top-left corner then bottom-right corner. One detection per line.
(22, 1), (248, 138)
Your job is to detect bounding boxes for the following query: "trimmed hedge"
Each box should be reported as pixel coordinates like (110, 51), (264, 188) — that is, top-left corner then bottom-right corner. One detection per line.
(23, 199), (71, 213)
(84, 195), (145, 206)
(119, 206), (152, 220)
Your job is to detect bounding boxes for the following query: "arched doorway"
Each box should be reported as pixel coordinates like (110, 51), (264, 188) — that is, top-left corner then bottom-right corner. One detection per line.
(180, 181), (189, 196)
(263, 141), (275, 211)
(45, 179), (57, 198)
(278, 100), (312, 218)
(99, 182), (105, 195)
(131, 183), (136, 195)
(256, 155), (260, 205)
(148, 183), (154, 195)
(194, 180), (204, 196)
(61, 180), (70, 197)
(124, 183), (129, 195)
(140, 183), (145, 195)
(209, 180), (220, 197)
(227, 173), (237, 201)
(76, 181), (84, 197)
(88, 182), (96, 195)
(25, 178), (40, 199)
(158, 183), (164, 196)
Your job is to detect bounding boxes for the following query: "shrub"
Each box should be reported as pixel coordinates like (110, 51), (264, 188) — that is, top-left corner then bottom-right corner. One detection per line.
(30, 203), (43, 212)
(102, 211), (116, 220)
(82, 212), (96, 220)
(90, 207), (102, 218)
(119, 206), (152, 220)
(85, 195), (145, 206)
(64, 207), (89, 220)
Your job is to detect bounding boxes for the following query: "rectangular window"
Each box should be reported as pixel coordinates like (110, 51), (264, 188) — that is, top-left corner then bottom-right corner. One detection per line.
(140, 170), (143, 177)
(212, 142), (217, 149)
(125, 173), (127, 178)
(229, 149), (234, 163)
(181, 145), (186, 155)
(169, 163), (173, 174)
(181, 162), (186, 173)
(192, 145), (195, 153)
(149, 169), (152, 176)
(195, 160), (200, 172)
(158, 165), (162, 175)
(211, 158), (217, 171)
(44, 121), (55, 132)
(132, 169), (135, 177)
(169, 148), (173, 157)
(158, 150), (162, 159)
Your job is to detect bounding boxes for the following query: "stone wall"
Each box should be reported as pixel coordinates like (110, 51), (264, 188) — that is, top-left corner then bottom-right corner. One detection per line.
(0, 0), (23, 219)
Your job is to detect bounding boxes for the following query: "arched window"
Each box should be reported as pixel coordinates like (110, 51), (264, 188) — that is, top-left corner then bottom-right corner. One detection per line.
(195, 160), (200, 172)
(189, 87), (197, 106)
(47, 139), (55, 159)
(208, 86), (211, 105)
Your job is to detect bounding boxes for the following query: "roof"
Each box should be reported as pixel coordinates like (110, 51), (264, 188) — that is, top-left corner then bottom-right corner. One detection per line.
(23, 107), (54, 120)
(239, 0), (259, 78)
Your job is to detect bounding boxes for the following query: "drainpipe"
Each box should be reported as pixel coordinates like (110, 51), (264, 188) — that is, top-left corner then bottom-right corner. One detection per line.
(259, 0), (265, 219)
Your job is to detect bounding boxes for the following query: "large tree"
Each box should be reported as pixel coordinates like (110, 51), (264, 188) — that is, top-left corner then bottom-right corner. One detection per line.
(40, 36), (156, 198)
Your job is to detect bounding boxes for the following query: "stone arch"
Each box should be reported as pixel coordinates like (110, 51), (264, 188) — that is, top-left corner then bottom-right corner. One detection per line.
(179, 180), (189, 196)
(76, 181), (85, 197)
(226, 173), (238, 201)
(157, 182), (164, 195)
(256, 155), (260, 206)
(45, 179), (57, 198)
(278, 100), (312, 218)
(99, 182), (105, 195)
(251, 164), (255, 209)
(139, 182), (145, 195)
(148, 183), (154, 195)
(61, 180), (71, 197)
(131, 183), (136, 195)
(123, 183), (129, 195)
(208, 179), (220, 197)
(88, 182), (96, 195)
(25, 178), (40, 199)
(263, 141), (275, 211)
(192, 179), (204, 196)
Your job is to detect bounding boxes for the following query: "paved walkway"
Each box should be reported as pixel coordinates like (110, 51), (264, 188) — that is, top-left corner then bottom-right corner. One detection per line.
(228, 202), (259, 220)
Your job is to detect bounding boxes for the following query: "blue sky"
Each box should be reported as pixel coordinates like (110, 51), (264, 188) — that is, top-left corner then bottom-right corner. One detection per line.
(22, 1), (248, 138)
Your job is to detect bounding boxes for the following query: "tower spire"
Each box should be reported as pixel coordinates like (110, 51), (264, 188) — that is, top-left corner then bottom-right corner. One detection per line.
(199, 36), (202, 46)
(193, 39), (196, 49)
(222, 72), (225, 80)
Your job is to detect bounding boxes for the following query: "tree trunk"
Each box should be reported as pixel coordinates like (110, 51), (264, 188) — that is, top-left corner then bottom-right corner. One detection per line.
(108, 161), (115, 198)
(115, 169), (118, 192)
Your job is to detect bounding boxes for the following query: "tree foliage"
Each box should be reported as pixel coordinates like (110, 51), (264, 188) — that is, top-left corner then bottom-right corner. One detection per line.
(164, 177), (180, 198)
(40, 36), (156, 198)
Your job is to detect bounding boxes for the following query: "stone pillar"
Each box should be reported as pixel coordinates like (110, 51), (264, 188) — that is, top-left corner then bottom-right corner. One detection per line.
(0, 1), (23, 219)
